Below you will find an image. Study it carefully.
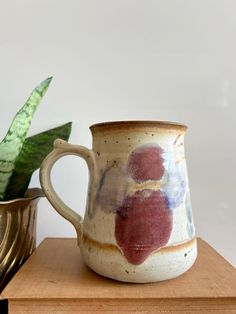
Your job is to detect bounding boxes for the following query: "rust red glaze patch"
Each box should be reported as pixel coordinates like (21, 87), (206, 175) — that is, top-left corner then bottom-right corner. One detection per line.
(115, 189), (172, 265)
(127, 145), (164, 182)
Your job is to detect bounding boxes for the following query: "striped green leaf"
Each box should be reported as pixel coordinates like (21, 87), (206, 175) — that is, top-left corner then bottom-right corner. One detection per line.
(0, 77), (52, 200)
(4, 122), (72, 200)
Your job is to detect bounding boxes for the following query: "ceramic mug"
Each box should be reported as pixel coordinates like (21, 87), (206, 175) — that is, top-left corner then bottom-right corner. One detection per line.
(40, 121), (197, 283)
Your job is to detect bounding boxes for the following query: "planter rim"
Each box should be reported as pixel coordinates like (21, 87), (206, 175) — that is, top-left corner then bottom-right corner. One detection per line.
(0, 188), (44, 207)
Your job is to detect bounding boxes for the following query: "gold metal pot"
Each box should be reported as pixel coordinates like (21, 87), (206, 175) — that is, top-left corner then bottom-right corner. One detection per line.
(0, 188), (44, 291)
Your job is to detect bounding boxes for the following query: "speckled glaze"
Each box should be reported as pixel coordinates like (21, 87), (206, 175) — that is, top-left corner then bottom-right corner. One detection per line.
(40, 121), (197, 283)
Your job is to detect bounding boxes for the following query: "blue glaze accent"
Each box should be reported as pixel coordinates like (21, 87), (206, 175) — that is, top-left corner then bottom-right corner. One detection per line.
(185, 191), (195, 237)
(161, 151), (186, 209)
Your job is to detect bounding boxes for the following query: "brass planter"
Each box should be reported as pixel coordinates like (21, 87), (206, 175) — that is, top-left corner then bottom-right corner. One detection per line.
(0, 188), (44, 291)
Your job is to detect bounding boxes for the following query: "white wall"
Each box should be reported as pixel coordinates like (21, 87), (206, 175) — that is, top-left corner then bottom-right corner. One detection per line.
(1, 0), (235, 266)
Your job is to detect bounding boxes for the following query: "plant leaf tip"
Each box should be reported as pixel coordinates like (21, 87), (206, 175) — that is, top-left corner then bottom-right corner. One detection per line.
(44, 76), (53, 85)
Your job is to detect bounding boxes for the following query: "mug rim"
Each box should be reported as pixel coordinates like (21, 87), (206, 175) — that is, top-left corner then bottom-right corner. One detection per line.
(90, 120), (187, 132)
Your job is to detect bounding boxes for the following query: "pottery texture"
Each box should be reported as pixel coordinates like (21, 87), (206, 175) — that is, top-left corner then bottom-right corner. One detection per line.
(0, 188), (43, 291)
(40, 121), (197, 283)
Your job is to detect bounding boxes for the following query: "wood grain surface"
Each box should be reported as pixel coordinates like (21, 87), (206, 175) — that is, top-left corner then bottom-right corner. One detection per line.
(1, 237), (236, 313)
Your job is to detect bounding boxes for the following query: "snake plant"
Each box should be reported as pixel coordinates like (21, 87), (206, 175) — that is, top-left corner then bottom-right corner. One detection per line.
(0, 77), (72, 201)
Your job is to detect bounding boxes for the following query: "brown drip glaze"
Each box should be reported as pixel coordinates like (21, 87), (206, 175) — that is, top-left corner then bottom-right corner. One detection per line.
(90, 120), (187, 134)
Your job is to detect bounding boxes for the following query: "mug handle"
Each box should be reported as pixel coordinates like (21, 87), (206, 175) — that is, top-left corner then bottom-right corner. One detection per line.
(39, 139), (96, 245)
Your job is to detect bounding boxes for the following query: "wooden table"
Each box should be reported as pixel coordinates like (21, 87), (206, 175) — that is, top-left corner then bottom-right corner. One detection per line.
(1, 238), (236, 313)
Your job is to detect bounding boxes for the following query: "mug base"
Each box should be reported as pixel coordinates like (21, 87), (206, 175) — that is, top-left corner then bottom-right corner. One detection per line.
(81, 237), (198, 283)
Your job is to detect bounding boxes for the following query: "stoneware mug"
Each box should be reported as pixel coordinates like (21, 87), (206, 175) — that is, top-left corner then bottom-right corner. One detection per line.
(40, 121), (197, 283)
